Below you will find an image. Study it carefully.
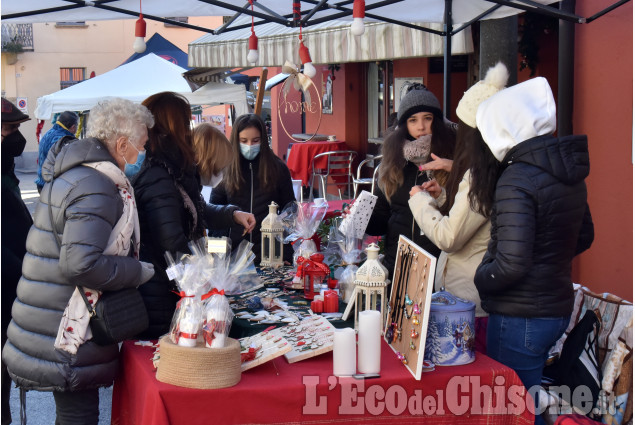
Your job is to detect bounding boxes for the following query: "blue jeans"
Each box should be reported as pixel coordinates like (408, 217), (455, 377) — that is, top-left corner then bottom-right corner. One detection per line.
(487, 314), (569, 425)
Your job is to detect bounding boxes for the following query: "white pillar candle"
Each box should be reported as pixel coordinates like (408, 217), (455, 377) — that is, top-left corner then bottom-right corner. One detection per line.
(357, 310), (381, 374)
(333, 328), (356, 376)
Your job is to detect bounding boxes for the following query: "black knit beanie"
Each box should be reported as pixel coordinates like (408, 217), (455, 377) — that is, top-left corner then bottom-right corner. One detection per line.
(397, 88), (442, 127)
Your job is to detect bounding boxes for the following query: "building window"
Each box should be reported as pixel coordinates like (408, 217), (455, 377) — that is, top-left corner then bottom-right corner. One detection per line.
(60, 67), (85, 89)
(164, 17), (188, 27)
(367, 61), (393, 140)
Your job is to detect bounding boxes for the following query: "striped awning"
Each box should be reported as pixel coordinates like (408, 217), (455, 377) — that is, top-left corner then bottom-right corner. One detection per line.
(189, 19), (473, 69)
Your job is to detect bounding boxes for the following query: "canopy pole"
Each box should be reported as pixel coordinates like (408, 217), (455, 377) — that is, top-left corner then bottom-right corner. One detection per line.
(443, 0), (452, 118)
(254, 68), (268, 115)
(558, 0), (576, 136)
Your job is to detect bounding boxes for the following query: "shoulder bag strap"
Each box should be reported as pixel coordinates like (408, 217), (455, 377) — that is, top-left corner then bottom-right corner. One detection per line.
(47, 177), (96, 317)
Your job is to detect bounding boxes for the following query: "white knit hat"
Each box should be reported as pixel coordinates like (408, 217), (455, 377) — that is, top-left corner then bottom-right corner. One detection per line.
(456, 62), (509, 128)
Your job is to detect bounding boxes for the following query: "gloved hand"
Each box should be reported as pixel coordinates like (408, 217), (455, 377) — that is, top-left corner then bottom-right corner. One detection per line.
(139, 261), (155, 285)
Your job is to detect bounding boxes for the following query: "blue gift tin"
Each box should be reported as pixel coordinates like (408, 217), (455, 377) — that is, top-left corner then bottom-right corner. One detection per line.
(424, 290), (475, 366)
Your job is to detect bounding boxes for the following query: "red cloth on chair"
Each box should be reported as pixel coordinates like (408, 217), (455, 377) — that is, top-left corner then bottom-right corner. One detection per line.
(287, 140), (348, 186)
(112, 340), (535, 425)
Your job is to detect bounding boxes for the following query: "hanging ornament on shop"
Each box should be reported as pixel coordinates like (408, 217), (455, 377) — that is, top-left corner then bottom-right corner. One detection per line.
(298, 41), (316, 78)
(133, 0), (146, 53)
(350, 0), (366, 36)
(246, 0), (259, 64)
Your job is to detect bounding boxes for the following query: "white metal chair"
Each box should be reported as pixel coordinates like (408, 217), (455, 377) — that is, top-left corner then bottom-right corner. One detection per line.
(309, 150), (357, 200)
(352, 154), (382, 198)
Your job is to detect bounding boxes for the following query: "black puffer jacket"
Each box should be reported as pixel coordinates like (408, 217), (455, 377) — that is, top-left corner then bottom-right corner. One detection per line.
(474, 135), (594, 317)
(366, 161), (441, 277)
(1, 174), (32, 342)
(210, 152), (295, 264)
(3, 138), (144, 392)
(132, 140), (238, 339)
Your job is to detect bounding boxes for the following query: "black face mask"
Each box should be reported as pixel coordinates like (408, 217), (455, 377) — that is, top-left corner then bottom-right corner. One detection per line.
(2, 130), (27, 158)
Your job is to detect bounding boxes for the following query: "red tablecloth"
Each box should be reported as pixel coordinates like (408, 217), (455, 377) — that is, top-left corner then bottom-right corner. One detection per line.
(287, 140), (348, 186)
(112, 340), (535, 425)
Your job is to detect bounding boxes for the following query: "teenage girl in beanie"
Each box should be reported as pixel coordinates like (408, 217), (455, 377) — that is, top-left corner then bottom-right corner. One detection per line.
(408, 63), (509, 353)
(366, 84), (456, 277)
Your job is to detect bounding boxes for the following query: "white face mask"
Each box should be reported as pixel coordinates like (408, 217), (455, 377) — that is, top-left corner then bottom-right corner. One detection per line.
(204, 171), (224, 188)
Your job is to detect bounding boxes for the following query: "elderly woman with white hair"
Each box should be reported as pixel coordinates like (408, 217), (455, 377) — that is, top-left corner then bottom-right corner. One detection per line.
(2, 98), (156, 425)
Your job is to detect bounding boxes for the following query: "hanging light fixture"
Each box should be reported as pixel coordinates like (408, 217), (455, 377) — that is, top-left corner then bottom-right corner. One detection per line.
(133, 0), (146, 53)
(351, 0), (366, 36)
(246, 0), (259, 64)
(293, 1), (316, 78)
(298, 40), (316, 78)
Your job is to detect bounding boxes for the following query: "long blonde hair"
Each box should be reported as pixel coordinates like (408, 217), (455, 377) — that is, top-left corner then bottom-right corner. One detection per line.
(192, 123), (234, 182)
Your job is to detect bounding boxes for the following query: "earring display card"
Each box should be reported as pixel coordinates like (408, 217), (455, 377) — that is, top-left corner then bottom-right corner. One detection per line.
(384, 235), (436, 380)
(269, 315), (336, 363)
(239, 331), (293, 372)
(338, 190), (378, 239)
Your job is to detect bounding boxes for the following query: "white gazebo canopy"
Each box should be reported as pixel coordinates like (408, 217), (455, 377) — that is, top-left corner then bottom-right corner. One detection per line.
(34, 53), (248, 120)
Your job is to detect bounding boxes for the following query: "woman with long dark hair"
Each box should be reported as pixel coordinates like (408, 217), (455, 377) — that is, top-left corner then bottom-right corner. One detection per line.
(211, 113), (296, 264)
(474, 77), (593, 425)
(408, 63), (509, 352)
(366, 85), (456, 276)
(132, 92), (253, 339)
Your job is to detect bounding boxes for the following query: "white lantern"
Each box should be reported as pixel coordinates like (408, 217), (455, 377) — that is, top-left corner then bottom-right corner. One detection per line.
(260, 202), (284, 268)
(341, 243), (390, 330)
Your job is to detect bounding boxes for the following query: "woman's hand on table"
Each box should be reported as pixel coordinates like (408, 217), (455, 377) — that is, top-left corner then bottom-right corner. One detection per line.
(233, 210), (256, 235)
(420, 153), (453, 173)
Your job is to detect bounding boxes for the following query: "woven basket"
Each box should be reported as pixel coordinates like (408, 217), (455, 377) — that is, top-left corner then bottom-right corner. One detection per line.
(156, 336), (241, 389)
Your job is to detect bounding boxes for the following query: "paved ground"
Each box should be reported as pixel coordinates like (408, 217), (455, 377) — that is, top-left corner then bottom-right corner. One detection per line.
(7, 171), (113, 425)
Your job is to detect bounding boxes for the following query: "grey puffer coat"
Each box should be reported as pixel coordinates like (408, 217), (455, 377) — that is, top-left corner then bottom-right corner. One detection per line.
(2, 137), (144, 392)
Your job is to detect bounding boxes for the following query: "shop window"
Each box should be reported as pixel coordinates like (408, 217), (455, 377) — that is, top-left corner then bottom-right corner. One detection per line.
(60, 67), (85, 89)
(367, 61), (393, 140)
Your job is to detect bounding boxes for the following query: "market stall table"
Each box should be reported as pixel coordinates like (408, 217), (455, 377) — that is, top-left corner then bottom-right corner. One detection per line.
(287, 140), (348, 187)
(112, 340), (535, 425)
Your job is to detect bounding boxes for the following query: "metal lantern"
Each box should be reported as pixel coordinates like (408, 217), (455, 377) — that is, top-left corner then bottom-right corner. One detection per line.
(260, 202), (284, 268)
(302, 253), (330, 300)
(342, 243), (390, 330)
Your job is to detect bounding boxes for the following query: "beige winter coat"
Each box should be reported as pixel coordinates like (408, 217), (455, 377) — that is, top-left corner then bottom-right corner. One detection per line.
(408, 170), (489, 317)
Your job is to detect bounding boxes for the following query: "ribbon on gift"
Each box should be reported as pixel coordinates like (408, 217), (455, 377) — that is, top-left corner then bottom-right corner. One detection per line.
(172, 290), (195, 308)
(201, 288), (225, 301)
(281, 60), (312, 106)
(300, 253), (330, 274)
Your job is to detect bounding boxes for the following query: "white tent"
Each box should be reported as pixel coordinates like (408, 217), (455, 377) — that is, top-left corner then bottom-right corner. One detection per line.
(182, 82), (249, 117)
(34, 53), (248, 120)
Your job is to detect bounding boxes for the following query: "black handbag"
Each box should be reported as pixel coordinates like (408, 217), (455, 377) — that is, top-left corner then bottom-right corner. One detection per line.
(77, 286), (149, 346)
(48, 174), (149, 345)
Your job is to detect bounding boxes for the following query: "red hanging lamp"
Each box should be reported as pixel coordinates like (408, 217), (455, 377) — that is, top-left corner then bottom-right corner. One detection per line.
(246, 0), (259, 64)
(294, 1), (316, 78)
(133, 0), (146, 53)
(351, 0), (366, 36)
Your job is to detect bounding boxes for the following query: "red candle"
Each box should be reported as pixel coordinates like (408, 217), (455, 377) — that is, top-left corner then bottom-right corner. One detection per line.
(324, 290), (339, 313)
(311, 299), (324, 313)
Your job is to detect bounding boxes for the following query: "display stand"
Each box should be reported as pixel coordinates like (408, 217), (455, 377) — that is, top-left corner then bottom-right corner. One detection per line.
(384, 235), (436, 380)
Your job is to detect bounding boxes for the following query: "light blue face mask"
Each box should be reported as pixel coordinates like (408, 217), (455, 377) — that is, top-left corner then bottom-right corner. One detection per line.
(123, 142), (146, 179)
(239, 143), (261, 160)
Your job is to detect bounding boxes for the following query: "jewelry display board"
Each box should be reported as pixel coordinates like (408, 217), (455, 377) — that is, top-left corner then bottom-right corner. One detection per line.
(239, 331), (293, 372)
(269, 315), (335, 363)
(384, 235), (436, 380)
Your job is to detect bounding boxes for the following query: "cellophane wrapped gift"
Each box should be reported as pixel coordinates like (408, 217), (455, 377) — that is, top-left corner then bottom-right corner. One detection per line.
(166, 240), (214, 347)
(328, 222), (367, 303)
(202, 293), (234, 348)
(210, 239), (260, 295)
(280, 198), (328, 265)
